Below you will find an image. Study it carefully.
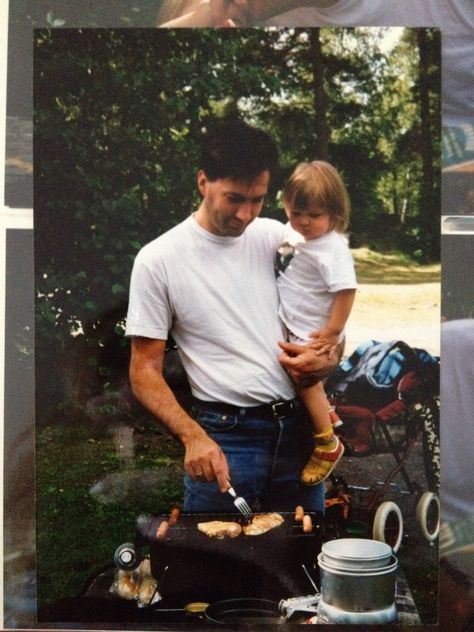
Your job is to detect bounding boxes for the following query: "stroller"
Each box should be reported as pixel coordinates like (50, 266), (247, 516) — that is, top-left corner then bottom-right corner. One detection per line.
(323, 340), (440, 551)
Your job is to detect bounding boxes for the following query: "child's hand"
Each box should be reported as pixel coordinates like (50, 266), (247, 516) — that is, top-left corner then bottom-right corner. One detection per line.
(278, 340), (339, 385)
(308, 328), (340, 358)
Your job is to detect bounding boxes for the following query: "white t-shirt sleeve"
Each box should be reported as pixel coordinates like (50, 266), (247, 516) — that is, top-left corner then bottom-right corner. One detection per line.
(125, 248), (171, 340)
(261, 216), (286, 250)
(319, 239), (358, 293)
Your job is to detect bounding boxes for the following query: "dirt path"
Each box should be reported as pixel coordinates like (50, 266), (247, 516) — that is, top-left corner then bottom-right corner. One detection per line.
(345, 282), (441, 356)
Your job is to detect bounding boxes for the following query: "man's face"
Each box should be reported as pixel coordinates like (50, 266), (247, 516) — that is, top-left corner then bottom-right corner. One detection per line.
(196, 170), (270, 237)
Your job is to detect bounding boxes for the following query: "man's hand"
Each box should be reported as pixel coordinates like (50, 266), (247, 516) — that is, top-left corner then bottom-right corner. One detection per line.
(183, 426), (230, 492)
(278, 340), (341, 387)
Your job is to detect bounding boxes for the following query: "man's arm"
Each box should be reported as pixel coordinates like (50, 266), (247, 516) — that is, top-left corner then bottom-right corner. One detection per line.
(129, 337), (230, 490)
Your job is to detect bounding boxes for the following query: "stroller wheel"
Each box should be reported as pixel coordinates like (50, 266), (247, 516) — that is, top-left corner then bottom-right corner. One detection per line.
(416, 492), (440, 542)
(372, 501), (404, 552)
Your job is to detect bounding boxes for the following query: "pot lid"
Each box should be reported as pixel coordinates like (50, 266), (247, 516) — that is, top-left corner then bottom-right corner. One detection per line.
(322, 538), (392, 562)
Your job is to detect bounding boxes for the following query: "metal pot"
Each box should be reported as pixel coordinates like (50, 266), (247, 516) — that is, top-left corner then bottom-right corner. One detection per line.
(316, 598), (397, 625)
(321, 537), (393, 570)
(317, 552), (398, 613)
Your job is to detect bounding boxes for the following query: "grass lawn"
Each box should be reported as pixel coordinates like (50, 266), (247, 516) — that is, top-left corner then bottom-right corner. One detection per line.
(36, 423), (184, 607)
(352, 247), (440, 284)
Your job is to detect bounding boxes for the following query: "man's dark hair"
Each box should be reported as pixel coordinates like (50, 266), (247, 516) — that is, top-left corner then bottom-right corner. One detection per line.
(200, 119), (279, 182)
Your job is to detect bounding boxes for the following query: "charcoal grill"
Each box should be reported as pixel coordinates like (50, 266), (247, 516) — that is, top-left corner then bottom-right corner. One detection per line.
(132, 511), (325, 605)
(38, 511), (327, 625)
(37, 511), (422, 625)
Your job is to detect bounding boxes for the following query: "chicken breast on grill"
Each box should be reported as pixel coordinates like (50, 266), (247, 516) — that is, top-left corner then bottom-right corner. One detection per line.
(243, 513), (284, 536)
(197, 520), (242, 539)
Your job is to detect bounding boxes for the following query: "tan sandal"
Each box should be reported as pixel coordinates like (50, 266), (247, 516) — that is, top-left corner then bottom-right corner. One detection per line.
(301, 436), (345, 485)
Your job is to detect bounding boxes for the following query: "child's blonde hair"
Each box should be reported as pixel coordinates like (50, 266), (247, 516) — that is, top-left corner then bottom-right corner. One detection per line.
(282, 161), (351, 232)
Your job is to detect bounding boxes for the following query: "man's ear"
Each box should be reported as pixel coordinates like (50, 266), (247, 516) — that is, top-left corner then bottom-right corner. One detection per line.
(197, 170), (208, 196)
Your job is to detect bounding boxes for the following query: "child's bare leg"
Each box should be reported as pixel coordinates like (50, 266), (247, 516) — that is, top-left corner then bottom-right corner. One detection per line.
(299, 382), (344, 485)
(299, 380), (332, 434)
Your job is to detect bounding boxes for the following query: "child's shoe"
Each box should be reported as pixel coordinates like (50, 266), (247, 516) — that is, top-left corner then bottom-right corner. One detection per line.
(301, 429), (345, 485)
(329, 406), (343, 428)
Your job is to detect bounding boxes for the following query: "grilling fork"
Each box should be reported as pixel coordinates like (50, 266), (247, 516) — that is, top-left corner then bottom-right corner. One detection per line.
(226, 484), (253, 520)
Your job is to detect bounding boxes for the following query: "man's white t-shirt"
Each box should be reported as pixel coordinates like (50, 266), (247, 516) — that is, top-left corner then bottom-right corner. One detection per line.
(125, 215), (295, 406)
(265, 0), (474, 126)
(277, 225), (357, 342)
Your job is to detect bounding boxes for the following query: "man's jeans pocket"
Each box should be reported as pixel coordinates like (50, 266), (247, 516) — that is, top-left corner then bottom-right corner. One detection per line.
(193, 408), (239, 433)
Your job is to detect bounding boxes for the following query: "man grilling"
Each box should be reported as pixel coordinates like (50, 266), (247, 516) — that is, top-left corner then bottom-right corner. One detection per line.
(126, 119), (334, 513)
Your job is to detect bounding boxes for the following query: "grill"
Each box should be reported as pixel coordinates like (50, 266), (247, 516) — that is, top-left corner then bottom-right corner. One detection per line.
(37, 512), (422, 625)
(38, 511), (328, 624)
(137, 511), (325, 605)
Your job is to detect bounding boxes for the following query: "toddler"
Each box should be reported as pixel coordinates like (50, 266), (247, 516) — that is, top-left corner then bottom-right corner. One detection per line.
(277, 161), (357, 484)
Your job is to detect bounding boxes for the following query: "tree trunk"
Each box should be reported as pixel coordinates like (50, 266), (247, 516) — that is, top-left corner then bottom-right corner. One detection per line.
(400, 168), (411, 224)
(416, 30), (435, 225)
(309, 29), (331, 161)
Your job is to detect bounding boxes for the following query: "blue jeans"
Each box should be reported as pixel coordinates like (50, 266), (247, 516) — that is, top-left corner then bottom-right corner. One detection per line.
(184, 405), (325, 513)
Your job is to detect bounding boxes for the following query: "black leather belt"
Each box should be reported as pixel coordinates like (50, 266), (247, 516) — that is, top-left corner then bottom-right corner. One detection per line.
(193, 397), (303, 420)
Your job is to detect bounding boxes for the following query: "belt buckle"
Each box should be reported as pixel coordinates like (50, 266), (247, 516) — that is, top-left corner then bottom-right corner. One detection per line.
(272, 400), (291, 419)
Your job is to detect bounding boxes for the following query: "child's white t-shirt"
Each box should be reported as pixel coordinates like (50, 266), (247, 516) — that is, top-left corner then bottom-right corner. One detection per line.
(277, 224), (357, 342)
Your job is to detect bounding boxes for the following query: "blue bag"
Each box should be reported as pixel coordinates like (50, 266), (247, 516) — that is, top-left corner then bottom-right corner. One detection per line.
(325, 340), (439, 409)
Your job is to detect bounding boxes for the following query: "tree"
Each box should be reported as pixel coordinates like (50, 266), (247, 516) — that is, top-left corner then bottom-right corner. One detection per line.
(310, 29), (330, 160)
(416, 28), (441, 260)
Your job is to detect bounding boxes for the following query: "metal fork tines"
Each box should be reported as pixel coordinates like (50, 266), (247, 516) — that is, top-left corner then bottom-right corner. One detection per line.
(226, 485), (253, 520)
